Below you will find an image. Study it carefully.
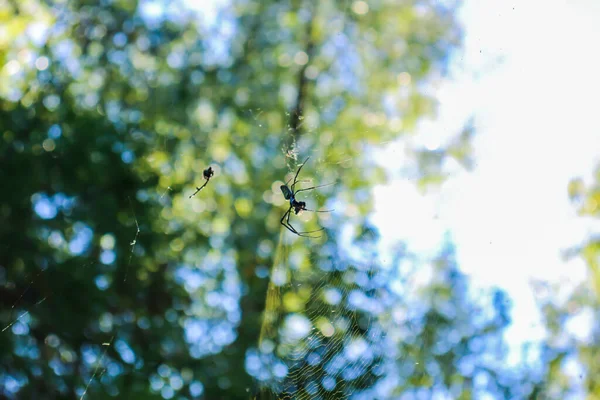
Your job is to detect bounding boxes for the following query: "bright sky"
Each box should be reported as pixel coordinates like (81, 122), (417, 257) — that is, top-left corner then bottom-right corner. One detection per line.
(373, 0), (600, 362)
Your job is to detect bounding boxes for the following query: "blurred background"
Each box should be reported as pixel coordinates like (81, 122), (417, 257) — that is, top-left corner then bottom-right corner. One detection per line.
(1, 0), (599, 399)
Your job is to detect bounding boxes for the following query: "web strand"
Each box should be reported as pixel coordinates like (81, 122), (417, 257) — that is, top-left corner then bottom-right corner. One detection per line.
(79, 336), (114, 399)
(124, 196), (140, 282)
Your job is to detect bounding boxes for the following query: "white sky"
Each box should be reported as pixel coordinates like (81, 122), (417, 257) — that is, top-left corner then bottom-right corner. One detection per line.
(373, 0), (600, 360)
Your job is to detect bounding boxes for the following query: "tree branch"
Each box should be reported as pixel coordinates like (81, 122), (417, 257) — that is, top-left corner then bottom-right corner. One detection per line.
(287, 8), (316, 143)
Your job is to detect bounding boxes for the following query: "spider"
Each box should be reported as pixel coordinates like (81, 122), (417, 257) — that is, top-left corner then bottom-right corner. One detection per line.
(189, 166), (214, 198)
(280, 157), (334, 238)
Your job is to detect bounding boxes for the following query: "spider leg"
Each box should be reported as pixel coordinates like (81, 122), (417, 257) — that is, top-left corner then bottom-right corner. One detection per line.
(280, 207), (301, 235)
(189, 179), (210, 198)
(280, 207), (292, 228)
(302, 208), (334, 213)
(285, 206), (325, 238)
(294, 181), (336, 194)
(295, 228), (325, 238)
(290, 179), (311, 191)
(287, 156), (311, 189)
(284, 207), (299, 234)
(282, 214), (312, 237)
(286, 221), (324, 238)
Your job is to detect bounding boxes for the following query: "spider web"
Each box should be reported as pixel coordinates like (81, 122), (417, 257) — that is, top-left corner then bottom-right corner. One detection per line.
(0, 213), (140, 399)
(252, 218), (395, 399)
(236, 99), (400, 398)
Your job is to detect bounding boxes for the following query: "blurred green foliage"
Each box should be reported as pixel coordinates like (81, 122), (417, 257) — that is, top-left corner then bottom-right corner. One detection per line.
(530, 164), (600, 399)
(0, 0), (543, 399)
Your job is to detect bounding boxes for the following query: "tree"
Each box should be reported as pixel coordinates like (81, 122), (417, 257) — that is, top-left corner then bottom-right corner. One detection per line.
(529, 164), (600, 399)
(0, 0), (522, 399)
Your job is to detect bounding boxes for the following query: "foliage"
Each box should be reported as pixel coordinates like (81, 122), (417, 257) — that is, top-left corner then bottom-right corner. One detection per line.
(0, 0), (530, 399)
(530, 164), (600, 399)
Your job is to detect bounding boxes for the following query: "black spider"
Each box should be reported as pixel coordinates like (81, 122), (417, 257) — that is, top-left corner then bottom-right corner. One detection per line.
(189, 166), (214, 198)
(279, 157), (334, 238)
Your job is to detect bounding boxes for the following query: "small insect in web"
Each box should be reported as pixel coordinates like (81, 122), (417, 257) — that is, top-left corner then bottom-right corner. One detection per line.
(280, 156), (334, 238)
(189, 166), (214, 199)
